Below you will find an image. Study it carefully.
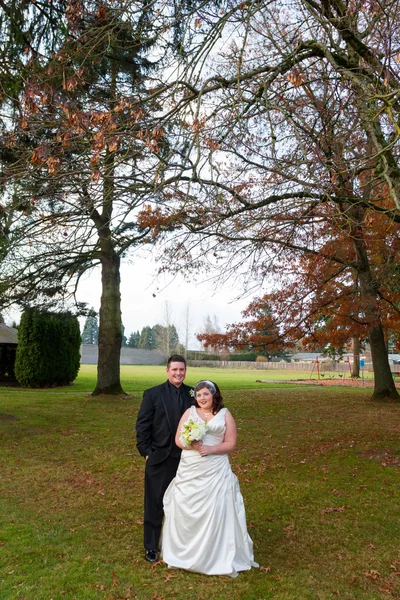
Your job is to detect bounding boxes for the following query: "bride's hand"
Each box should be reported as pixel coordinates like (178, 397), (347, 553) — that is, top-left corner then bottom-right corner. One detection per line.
(198, 444), (212, 457)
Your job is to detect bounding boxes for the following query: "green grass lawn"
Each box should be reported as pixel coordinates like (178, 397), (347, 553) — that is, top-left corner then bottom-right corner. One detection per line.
(1, 367), (399, 599)
(30, 363), (373, 394)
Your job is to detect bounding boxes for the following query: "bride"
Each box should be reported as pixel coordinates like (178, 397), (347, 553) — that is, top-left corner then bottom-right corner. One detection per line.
(161, 380), (259, 577)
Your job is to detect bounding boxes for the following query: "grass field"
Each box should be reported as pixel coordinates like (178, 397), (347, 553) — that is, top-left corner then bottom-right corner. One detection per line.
(26, 364), (374, 394)
(66, 364), (306, 393)
(1, 366), (399, 599)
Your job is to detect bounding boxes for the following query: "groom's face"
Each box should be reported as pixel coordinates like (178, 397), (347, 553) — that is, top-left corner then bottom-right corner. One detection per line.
(166, 361), (186, 387)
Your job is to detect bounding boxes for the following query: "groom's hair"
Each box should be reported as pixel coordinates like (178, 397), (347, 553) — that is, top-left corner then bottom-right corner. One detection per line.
(167, 354), (186, 367)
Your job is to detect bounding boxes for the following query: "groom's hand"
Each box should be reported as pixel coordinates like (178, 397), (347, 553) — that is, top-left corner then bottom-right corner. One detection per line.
(191, 441), (203, 452)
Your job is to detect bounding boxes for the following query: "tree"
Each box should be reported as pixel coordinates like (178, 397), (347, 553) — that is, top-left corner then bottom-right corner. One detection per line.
(182, 301), (192, 358)
(0, 0), (211, 395)
(198, 299), (280, 358)
(199, 314), (221, 352)
(15, 308), (80, 387)
(121, 324), (127, 348)
(138, 326), (154, 350)
(153, 323), (180, 356)
(127, 331), (140, 348)
(81, 308), (99, 345)
(143, 0), (400, 399)
(3, 0), (400, 399)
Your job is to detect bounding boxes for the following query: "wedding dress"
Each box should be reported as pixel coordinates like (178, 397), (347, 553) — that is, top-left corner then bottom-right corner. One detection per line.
(162, 406), (258, 577)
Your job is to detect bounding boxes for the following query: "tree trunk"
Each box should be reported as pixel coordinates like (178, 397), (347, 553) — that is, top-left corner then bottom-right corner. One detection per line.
(351, 335), (360, 378)
(348, 203), (399, 400)
(368, 322), (398, 400)
(92, 246), (126, 396)
(354, 251), (399, 400)
(91, 127), (125, 396)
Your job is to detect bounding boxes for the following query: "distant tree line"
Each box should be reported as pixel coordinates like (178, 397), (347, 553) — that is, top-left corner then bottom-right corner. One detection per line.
(81, 310), (182, 356)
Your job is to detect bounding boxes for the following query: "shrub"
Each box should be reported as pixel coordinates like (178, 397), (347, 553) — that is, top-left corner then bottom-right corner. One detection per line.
(186, 351), (222, 361)
(255, 355), (269, 362)
(15, 309), (81, 387)
(228, 352), (259, 361)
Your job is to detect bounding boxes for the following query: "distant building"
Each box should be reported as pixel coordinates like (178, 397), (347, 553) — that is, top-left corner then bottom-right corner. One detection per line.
(80, 344), (165, 365)
(291, 352), (327, 362)
(0, 324), (18, 383)
(389, 354), (400, 365)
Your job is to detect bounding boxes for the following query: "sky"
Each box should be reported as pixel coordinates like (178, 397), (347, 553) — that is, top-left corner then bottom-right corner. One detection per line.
(75, 248), (252, 350)
(2, 245), (255, 351)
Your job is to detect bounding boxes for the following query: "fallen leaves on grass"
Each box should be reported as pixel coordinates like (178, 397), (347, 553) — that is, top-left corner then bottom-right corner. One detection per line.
(320, 505), (351, 514)
(283, 525), (295, 536)
(379, 583), (395, 596)
(260, 566), (271, 573)
(390, 560), (400, 574)
(365, 569), (381, 579)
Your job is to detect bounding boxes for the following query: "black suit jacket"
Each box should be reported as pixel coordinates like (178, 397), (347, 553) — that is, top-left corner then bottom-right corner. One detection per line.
(136, 381), (193, 465)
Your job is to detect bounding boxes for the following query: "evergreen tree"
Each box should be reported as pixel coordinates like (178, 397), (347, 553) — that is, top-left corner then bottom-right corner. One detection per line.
(0, 0), (208, 394)
(81, 309), (99, 345)
(138, 326), (154, 349)
(121, 324), (127, 347)
(127, 331), (140, 348)
(15, 308), (80, 387)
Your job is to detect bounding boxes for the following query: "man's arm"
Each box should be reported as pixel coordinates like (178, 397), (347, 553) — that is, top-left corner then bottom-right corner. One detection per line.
(136, 389), (155, 458)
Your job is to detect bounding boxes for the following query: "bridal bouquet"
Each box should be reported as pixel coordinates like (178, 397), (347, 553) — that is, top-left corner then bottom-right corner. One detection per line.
(179, 418), (209, 447)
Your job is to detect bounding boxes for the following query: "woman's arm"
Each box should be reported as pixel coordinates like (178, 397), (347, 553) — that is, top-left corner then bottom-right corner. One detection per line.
(175, 408), (194, 450)
(198, 410), (237, 456)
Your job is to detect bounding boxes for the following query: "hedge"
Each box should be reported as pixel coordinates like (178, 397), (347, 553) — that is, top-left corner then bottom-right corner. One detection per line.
(15, 309), (80, 387)
(186, 351), (268, 362)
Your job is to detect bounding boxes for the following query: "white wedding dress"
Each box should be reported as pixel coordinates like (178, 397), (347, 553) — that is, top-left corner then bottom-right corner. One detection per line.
(162, 406), (258, 577)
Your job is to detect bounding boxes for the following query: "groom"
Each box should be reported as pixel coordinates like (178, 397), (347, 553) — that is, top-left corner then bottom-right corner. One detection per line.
(136, 354), (193, 563)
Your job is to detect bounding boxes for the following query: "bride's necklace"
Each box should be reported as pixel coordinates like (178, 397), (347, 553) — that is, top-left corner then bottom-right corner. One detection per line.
(201, 409), (212, 421)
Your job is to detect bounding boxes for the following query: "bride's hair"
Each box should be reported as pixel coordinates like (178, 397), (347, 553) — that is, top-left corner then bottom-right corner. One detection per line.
(194, 380), (224, 414)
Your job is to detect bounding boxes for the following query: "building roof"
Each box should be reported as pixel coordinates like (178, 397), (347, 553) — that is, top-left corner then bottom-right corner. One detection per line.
(291, 352), (327, 361)
(0, 324), (18, 344)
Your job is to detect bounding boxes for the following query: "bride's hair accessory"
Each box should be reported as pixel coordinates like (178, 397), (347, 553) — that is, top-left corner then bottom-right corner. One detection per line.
(195, 380), (216, 395)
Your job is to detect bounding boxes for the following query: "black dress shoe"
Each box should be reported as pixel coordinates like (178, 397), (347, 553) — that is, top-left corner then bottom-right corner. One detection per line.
(145, 549), (158, 563)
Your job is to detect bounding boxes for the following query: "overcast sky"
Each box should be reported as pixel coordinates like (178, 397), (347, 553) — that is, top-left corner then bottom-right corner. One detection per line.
(3, 248), (253, 350)
(75, 249), (252, 350)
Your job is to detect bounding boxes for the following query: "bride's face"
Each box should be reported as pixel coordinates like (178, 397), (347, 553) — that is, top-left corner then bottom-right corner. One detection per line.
(196, 387), (213, 411)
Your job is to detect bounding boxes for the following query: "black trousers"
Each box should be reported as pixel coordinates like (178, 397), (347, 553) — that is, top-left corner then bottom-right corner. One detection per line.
(144, 455), (180, 550)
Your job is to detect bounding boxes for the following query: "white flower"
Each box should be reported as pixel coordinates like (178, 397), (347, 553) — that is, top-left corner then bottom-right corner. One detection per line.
(189, 389), (195, 397)
(179, 418), (209, 447)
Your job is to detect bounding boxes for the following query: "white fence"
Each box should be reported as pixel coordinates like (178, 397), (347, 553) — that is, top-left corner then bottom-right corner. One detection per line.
(188, 360), (378, 372)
